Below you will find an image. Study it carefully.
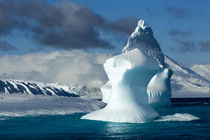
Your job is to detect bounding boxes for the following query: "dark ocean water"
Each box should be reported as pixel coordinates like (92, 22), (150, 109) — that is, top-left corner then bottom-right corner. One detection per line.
(0, 99), (210, 140)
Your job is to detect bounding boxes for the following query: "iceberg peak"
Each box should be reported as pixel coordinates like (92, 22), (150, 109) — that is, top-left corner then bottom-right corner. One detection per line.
(138, 19), (147, 30)
(123, 19), (165, 67)
(130, 19), (151, 38)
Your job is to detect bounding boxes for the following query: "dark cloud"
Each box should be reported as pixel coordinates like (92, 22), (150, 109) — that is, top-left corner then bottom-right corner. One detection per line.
(173, 39), (196, 52)
(168, 29), (192, 37)
(146, 8), (158, 16)
(199, 41), (210, 52)
(104, 17), (138, 35)
(0, 41), (17, 51)
(166, 6), (191, 18)
(0, 0), (137, 50)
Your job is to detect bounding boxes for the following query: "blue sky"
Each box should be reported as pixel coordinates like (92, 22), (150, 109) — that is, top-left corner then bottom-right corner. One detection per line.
(0, 0), (210, 65)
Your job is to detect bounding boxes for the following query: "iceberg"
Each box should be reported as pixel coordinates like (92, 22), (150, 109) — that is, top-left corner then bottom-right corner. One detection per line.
(81, 48), (159, 123)
(82, 20), (172, 123)
(147, 68), (173, 107)
(82, 19), (173, 123)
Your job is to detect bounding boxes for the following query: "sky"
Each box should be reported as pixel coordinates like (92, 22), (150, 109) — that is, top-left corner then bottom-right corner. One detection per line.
(0, 0), (210, 86)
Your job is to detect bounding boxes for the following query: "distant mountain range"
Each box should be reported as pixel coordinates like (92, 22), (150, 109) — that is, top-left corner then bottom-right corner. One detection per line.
(0, 79), (78, 97)
(0, 79), (102, 99)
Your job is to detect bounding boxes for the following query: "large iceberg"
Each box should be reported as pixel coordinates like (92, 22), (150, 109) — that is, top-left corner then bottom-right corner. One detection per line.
(82, 48), (159, 123)
(81, 19), (173, 123)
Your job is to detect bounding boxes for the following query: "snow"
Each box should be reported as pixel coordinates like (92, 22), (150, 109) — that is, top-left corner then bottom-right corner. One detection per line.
(0, 94), (105, 117)
(147, 68), (173, 107)
(82, 48), (159, 123)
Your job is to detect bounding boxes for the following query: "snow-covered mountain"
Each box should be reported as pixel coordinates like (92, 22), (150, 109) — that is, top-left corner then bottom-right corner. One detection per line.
(165, 56), (210, 97)
(190, 64), (210, 81)
(0, 79), (102, 99)
(0, 79), (78, 97)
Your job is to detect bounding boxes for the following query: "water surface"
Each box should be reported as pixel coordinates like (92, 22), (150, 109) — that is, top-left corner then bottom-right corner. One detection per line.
(0, 101), (210, 139)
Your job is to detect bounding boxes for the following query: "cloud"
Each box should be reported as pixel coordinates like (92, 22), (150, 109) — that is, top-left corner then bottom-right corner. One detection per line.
(168, 29), (192, 37)
(146, 8), (158, 16)
(166, 6), (191, 18)
(199, 41), (210, 52)
(0, 0), (137, 50)
(104, 17), (138, 35)
(0, 41), (17, 51)
(173, 39), (197, 52)
(0, 50), (112, 87)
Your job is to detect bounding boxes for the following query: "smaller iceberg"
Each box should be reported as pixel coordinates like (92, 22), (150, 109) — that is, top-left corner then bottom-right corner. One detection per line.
(147, 68), (173, 107)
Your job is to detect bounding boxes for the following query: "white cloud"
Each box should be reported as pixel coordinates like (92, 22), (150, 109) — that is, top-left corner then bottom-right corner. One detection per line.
(0, 50), (112, 87)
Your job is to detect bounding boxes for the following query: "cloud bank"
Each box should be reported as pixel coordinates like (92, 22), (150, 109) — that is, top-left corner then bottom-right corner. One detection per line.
(0, 50), (112, 87)
(0, 0), (137, 50)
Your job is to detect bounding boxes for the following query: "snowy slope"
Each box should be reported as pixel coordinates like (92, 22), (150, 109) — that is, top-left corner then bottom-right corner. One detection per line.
(0, 94), (105, 117)
(191, 64), (210, 81)
(0, 79), (105, 117)
(165, 56), (210, 97)
(0, 79), (78, 97)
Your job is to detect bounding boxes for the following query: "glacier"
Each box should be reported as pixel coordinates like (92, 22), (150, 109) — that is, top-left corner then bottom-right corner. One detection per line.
(82, 20), (173, 123)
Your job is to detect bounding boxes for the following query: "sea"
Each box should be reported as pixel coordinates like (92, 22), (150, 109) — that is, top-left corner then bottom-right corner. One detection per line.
(0, 98), (210, 140)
